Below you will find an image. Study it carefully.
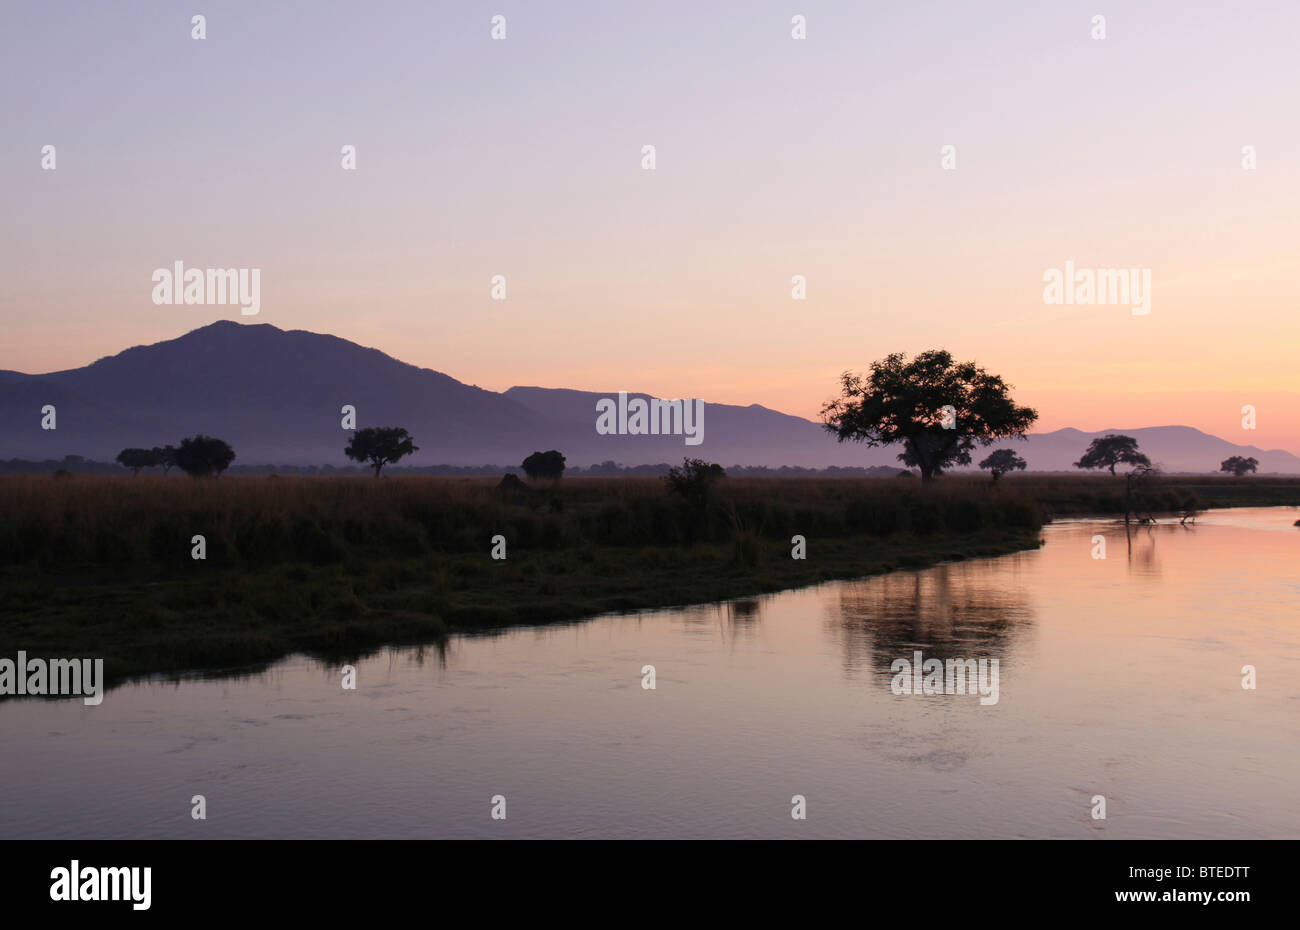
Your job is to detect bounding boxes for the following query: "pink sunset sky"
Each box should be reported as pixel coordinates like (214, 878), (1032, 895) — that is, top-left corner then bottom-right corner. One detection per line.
(3, 1), (1297, 452)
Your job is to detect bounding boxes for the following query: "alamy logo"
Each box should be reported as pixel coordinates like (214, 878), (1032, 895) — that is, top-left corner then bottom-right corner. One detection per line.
(595, 391), (704, 446)
(152, 261), (261, 316)
(1043, 260), (1151, 315)
(0, 652), (104, 705)
(890, 651), (999, 705)
(50, 860), (150, 910)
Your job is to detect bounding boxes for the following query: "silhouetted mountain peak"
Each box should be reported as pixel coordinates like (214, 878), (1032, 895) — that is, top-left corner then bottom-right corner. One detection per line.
(3, 324), (1297, 471)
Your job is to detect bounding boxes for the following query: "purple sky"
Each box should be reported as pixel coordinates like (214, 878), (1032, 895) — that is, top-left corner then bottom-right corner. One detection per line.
(3, 0), (1298, 451)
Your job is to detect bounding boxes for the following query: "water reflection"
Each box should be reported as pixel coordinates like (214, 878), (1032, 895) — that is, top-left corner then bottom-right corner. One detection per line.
(725, 597), (761, 625)
(1123, 523), (1162, 577)
(829, 561), (1035, 679)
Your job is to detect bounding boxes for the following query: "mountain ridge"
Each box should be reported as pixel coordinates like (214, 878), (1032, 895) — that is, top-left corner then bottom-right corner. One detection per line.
(3, 322), (1296, 473)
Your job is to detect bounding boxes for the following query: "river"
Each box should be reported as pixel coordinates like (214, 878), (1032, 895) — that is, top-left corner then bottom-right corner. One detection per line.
(2, 507), (1296, 838)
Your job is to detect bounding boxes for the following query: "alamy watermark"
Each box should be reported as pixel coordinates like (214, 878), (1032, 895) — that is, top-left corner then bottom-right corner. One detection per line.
(890, 650), (999, 705)
(1043, 260), (1150, 315)
(50, 860), (150, 910)
(0, 651), (104, 705)
(595, 391), (704, 446)
(152, 261), (261, 316)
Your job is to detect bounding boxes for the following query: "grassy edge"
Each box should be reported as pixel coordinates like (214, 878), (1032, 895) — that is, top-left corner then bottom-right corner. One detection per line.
(1, 529), (1044, 693)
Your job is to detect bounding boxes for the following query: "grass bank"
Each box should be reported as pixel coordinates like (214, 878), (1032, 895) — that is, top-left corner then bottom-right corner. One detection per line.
(1, 474), (1295, 685)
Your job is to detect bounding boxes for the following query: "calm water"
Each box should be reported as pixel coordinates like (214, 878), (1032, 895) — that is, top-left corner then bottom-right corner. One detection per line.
(3, 507), (1297, 839)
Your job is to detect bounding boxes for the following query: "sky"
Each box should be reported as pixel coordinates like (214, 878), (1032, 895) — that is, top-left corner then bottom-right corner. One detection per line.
(2, 0), (1297, 452)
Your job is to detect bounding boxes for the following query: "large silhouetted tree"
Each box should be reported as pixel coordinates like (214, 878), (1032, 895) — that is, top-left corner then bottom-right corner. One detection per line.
(174, 435), (236, 477)
(345, 426), (418, 476)
(820, 350), (1037, 482)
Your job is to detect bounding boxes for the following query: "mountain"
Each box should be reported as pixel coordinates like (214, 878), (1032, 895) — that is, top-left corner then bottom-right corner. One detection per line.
(2, 322), (1297, 473)
(1005, 426), (1300, 475)
(0, 322), (579, 466)
(502, 387), (1300, 473)
(501, 386), (862, 468)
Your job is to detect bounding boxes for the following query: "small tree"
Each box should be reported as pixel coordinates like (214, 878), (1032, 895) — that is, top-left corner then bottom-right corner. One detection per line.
(1220, 455), (1258, 477)
(979, 448), (1027, 483)
(154, 445), (178, 475)
(1073, 435), (1150, 476)
(115, 447), (161, 476)
(1125, 463), (1162, 525)
(174, 435), (236, 477)
(665, 459), (725, 544)
(522, 450), (566, 480)
(345, 426), (418, 476)
(1074, 435), (1156, 524)
(665, 458), (725, 504)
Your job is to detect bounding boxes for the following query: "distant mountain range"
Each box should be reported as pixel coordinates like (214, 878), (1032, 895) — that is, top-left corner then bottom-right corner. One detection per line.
(3, 321), (1297, 473)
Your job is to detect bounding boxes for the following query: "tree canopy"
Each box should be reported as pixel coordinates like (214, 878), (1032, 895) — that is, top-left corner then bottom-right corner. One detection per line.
(820, 350), (1037, 481)
(345, 426), (418, 476)
(154, 445), (178, 474)
(978, 448), (1027, 482)
(1073, 434), (1150, 475)
(1220, 455), (1258, 477)
(115, 447), (161, 475)
(174, 435), (236, 477)
(522, 450), (566, 480)
(664, 458), (725, 503)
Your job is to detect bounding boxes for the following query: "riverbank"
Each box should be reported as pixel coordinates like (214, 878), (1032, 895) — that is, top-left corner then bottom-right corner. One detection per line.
(2, 474), (1296, 685)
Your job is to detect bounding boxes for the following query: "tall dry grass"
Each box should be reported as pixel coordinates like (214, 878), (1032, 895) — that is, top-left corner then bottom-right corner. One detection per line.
(3, 472), (1292, 576)
(0, 474), (1045, 573)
